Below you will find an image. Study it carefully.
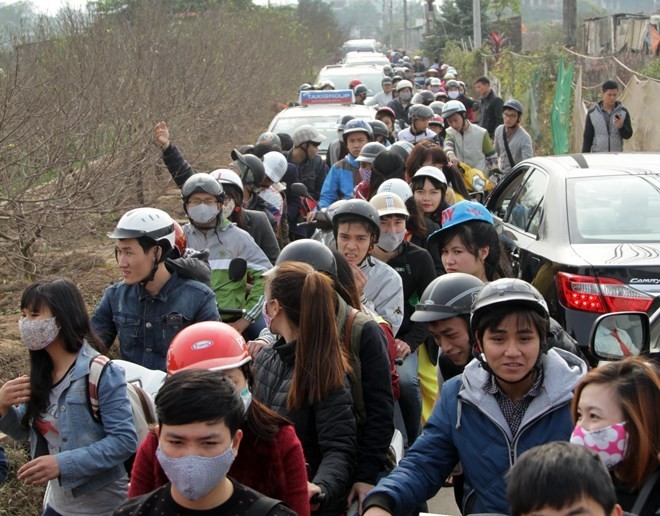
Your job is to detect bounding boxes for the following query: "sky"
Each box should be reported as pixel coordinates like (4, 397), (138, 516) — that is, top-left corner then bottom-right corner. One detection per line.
(8, 0), (294, 14)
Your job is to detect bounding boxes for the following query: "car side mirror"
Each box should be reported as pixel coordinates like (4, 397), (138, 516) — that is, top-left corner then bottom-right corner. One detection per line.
(589, 312), (650, 361)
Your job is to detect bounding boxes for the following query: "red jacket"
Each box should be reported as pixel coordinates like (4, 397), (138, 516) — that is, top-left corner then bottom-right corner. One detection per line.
(129, 423), (310, 516)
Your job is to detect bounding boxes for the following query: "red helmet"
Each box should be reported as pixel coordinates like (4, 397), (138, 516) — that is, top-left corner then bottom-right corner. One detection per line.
(166, 321), (251, 374)
(376, 106), (396, 119)
(349, 79), (363, 89)
(173, 220), (186, 256)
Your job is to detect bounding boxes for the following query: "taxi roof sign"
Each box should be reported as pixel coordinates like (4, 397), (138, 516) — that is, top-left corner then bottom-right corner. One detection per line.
(299, 89), (355, 106)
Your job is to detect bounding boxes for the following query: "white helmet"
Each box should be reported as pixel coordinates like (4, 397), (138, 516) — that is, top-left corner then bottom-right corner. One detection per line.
(414, 166), (447, 186)
(210, 168), (243, 191)
(263, 152), (288, 183)
(108, 207), (176, 251)
(441, 100), (467, 119)
(396, 79), (414, 92)
(378, 178), (413, 203)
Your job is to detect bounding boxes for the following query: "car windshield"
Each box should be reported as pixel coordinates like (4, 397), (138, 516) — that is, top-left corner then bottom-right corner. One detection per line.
(316, 70), (385, 95)
(569, 175), (660, 243)
(270, 114), (371, 152)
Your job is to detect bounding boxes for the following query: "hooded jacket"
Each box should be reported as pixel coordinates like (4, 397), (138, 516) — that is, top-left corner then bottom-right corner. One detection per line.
(363, 347), (588, 515)
(361, 256), (404, 336)
(318, 153), (361, 209)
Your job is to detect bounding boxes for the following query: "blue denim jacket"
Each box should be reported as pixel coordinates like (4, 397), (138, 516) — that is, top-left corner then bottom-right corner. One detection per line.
(0, 344), (137, 496)
(92, 271), (219, 371)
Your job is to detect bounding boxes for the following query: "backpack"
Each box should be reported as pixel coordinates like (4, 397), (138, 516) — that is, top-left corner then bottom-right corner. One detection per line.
(88, 355), (157, 444)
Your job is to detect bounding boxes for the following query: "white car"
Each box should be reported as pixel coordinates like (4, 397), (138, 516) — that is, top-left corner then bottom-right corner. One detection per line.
(315, 64), (386, 97)
(343, 51), (390, 67)
(267, 91), (375, 161)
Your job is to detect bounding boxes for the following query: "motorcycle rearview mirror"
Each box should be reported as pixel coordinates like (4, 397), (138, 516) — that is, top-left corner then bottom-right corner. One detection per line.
(228, 258), (247, 282)
(290, 182), (309, 198)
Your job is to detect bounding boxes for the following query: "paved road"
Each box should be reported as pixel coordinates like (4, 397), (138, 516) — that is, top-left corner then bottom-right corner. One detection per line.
(426, 488), (461, 515)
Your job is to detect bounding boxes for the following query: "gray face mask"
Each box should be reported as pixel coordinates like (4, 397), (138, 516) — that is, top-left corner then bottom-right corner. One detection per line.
(399, 91), (412, 102)
(156, 446), (235, 501)
(377, 229), (406, 253)
(19, 317), (59, 351)
(188, 204), (219, 224)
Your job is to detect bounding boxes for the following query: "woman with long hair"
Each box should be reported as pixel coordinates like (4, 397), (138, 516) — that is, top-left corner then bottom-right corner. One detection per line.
(0, 279), (136, 515)
(253, 262), (357, 515)
(128, 321), (310, 515)
(571, 357), (660, 515)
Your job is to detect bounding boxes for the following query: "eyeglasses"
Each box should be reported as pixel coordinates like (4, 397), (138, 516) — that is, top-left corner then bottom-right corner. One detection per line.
(187, 199), (219, 207)
(503, 113), (519, 119)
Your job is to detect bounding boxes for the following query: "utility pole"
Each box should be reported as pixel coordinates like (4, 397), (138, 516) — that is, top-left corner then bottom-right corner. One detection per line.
(403, 0), (408, 50)
(563, 0), (577, 47)
(473, 0), (482, 49)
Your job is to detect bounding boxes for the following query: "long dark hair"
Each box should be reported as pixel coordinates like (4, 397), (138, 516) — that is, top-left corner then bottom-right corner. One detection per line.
(411, 174), (449, 225)
(268, 262), (349, 411)
(241, 363), (294, 441)
(330, 249), (362, 309)
(20, 279), (100, 428)
(405, 142), (470, 199)
(367, 151), (406, 200)
(435, 221), (512, 280)
(404, 196), (428, 241)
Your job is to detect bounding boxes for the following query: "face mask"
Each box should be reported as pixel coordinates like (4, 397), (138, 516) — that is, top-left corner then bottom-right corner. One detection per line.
(19, 317), (59, 351)
(431, 87), (440, 93)
(399, 91), (412, 102)
(448, 90), (460, 99)
(156, 446), (235, 501)
(359, 166), (372, 184)
(262, 301), (272, 330)
(570, 422), (628, 470)
(240, 386), (252, 413)
(377, 229), (406, 253)
(222, 199), (236, 220)
(188, 204), (219, 224)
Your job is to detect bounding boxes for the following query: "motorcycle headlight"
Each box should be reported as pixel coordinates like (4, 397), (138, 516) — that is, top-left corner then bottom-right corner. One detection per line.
(472, 175), (485, 192)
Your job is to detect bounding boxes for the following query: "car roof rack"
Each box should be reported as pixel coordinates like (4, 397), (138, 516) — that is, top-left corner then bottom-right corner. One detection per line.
(570, 154), (589, 169)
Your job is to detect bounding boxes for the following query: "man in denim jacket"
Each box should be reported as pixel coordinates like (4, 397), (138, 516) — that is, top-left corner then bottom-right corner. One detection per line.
(92, 208), (219, 371)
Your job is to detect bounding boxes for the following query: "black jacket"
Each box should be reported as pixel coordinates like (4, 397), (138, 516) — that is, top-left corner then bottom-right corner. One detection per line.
(387, 98), (411, 129)
(479, 89), (504, 139)
(286, 150), (329, 201)
(253, 339), (357, 512)
(386, 242), (437, 350)
(161, 144), (280, 264)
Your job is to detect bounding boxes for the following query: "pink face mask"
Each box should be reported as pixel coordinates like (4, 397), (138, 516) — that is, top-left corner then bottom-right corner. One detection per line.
(570, 422), (628, 470)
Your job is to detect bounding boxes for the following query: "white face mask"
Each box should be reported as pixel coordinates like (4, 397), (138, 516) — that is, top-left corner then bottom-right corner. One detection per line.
(188, 204), (219, 224)
(377, 229), (406, 253)
(19, 317), (60, 351)
(448, 90), (460, 100)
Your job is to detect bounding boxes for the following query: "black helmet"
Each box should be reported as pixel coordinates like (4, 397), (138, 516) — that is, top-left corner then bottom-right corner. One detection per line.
(337, 114), (356, 132)
(332, 199), (381, 240)
(389, 140), (414, 163)
(470, 278), (549, 338)
(275, 239), (337, 277)
(368, 120), (390, 139)
(354, 84), (369, 97)
(411, 91), (435, 106)
(503, 99), (524, 115)
(408, 104), (434, 121)
(231, 149), (265, 187)
(412, 273), (485, 323)
(181, 173), (225, 204)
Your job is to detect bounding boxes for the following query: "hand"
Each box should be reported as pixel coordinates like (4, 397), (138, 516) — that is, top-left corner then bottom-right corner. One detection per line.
(247, 339), (270, 359)
(448, 152), (460, 167)
(347, 481), (375, 514)
(0, 376), (31, 415)
(363, 508), (392, 516)
(395, 339), (411, 359)
(228, 318), (250, 334)
(306, 211), (317, 223)
(153, 121), (170, 149)
(18, 455), (60, 485)
(613, 114), (623, 129)
(307, 481), (322, 512)
(350, 263), (367, 297)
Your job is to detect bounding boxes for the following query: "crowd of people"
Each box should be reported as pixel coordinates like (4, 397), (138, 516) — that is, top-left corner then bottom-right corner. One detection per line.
(0, 48), (652, 516)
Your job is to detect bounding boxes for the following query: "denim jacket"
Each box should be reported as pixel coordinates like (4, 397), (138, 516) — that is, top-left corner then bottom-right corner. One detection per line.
(0, 343), (137, 496)
(92, 271), (219, 371)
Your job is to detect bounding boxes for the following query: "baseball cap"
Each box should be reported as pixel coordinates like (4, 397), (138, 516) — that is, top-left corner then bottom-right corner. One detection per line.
(428, 200), (494, 243)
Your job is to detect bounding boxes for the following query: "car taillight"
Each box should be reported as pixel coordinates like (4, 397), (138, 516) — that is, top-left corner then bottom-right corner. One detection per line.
(556, 273), (654, 313)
